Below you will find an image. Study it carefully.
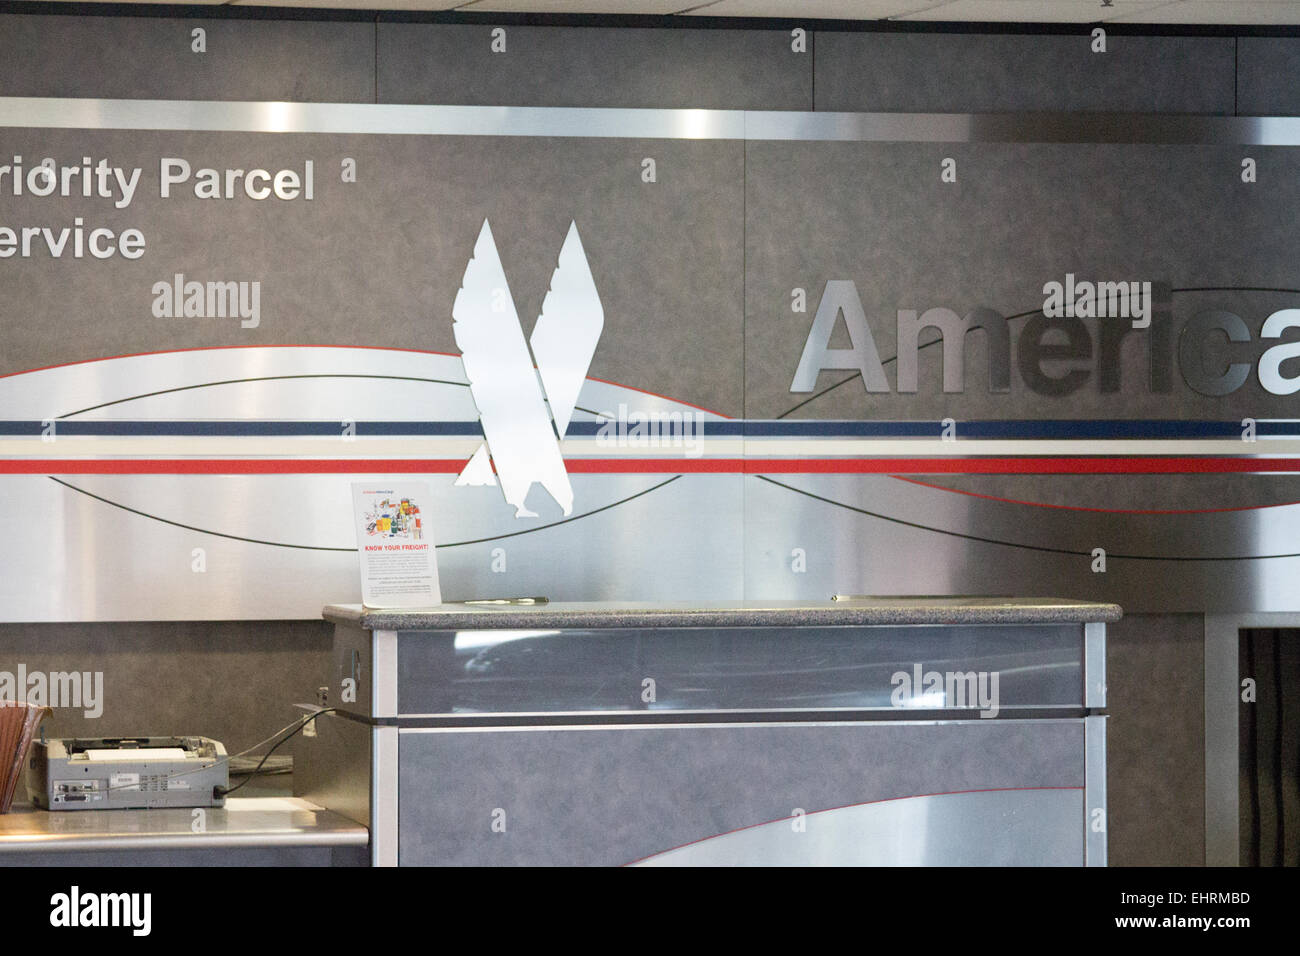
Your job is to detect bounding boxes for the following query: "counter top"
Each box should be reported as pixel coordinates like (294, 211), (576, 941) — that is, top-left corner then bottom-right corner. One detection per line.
(324, 597), (1122, 631)
(0, 797), (368, 854)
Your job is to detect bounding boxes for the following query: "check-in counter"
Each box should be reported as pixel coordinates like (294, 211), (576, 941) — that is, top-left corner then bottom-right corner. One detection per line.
(302, 598), (1119, 866)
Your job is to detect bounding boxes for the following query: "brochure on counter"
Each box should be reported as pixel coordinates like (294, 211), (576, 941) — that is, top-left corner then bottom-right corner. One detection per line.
(351, 481), (441, 609)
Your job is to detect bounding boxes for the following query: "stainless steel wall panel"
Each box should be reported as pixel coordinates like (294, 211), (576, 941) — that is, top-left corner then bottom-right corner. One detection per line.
(742, 473), (1300, 613)
(0, 472), (743, 620)
(899, 473), (1300, 513)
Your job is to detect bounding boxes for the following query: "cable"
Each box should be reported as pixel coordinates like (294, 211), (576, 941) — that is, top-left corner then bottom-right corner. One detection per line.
(215, 708), (336, 798)
(228, 755), (292, 778)
(86, 708), (338, 797)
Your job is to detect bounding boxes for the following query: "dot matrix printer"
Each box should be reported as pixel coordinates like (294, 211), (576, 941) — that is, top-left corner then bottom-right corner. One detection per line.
(27, 736), (228, 810)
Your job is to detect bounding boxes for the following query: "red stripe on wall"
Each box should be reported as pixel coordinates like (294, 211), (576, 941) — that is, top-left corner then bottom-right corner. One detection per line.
(1, 456), (1299, 475)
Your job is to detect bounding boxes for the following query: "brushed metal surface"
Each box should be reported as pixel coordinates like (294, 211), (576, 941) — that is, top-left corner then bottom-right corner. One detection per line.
(373, 630), (399, 720)
(373, 725), (398, 868)
(741, 474), (1300, 613)
(0, 797), (366, 853)
(1085, 622), (1107, 709)
(292, 706), (373, 834)
(633, 789), (1082, 866)
(744, 111), (1300, 144)
(0, 97), (748, 139)
(1200, 611), (1300, 866)
(5, 98), (1300, 144)
(392, 623), (1087, 716)
(1086, 714), (1107, 867)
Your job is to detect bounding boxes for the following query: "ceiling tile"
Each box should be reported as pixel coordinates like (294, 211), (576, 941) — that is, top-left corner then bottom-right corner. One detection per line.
(467, 0), (698, 12)
(680, 1), (944, 16)
(229, 0), (462, 8)
(38, 0), (228, 5)
(899, 1), (1183, 22)
(1106, 1), (1300, 23)
(44, 0), (1300, 26)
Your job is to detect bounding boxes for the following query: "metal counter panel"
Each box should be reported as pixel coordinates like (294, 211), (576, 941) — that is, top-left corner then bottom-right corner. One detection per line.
(633, 789), (1083, 866)
(0, 797), (367, 855)
(393, 623), (1086, 715)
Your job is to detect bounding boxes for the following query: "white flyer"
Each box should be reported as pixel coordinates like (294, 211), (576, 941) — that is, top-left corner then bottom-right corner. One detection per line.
(351, 482), (441, 608)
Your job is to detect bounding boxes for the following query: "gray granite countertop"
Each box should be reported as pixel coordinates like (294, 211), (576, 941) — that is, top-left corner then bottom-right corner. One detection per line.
(324, 597), (1121, 630)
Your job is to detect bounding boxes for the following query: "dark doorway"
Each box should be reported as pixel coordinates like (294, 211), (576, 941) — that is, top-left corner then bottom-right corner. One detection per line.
(1240, 629), (1300, 866)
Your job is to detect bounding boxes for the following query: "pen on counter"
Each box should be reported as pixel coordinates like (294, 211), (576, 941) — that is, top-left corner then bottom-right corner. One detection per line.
(462, 597), (549, 605)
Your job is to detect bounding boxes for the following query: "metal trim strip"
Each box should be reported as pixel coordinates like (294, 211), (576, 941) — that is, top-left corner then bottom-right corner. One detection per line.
(745, 111), (1300, 145)
(0, 830), (370, 853)
(4, 98), (1300, 145)
(372, 629), (398, 720)
(390, 706), (1089, 724)
(0, 98), (747, 139)
(1084, 621), (1106, 709)
(397, 716), (1090, 733)
(1085, 714), (1107, 867)
(370, 725), (398, 868)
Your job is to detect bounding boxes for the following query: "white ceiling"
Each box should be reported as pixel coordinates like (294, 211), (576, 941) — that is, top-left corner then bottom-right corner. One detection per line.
(33, 0), (1300, 24)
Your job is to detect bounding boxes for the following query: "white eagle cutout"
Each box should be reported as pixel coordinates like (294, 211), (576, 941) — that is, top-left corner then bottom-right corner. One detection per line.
(451, 219), (604, 517)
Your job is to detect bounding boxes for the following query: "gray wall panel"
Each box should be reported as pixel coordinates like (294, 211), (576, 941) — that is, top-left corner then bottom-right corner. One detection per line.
(744, 138), (1299, 422)
(0, 15), (376, 103)
(0, 620), (332, 757)
(1106, 613), (1205, 866)
(0, 127), (744, 417)
(377, 22), (812, 109)
(812, 32), (1235, 114)
(1238, 38), (1300, 116)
